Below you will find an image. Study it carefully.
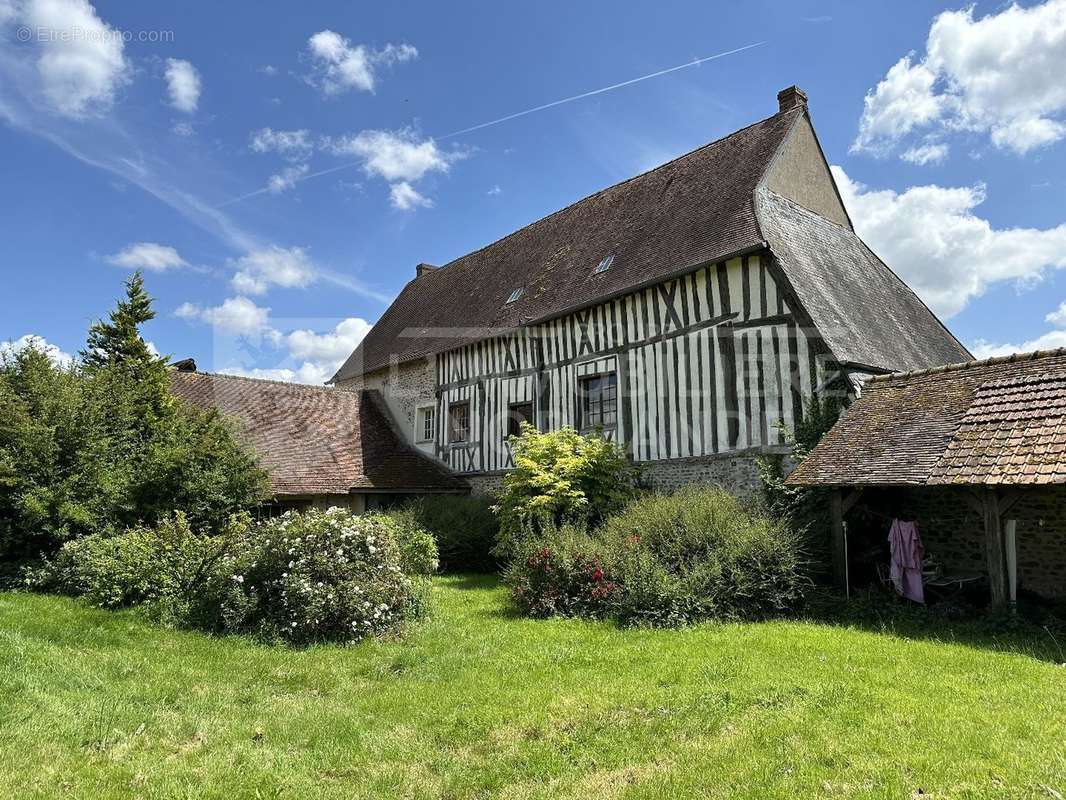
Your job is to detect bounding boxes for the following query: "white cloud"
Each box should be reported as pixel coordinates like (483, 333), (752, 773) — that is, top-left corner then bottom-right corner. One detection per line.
(487, 184), (502, 196)
(267, 163), (309, 194)
(322, 128), (460, 208)
(0, 334), (73, 367)
(833, 164), (1066, 318)
(12, 0), (131, 118)
(172, 121), (194, 137)
(971, 330), (1066, 359)
(305, 30), (417, 95)
(249, 127), (313, 161)
(219, 317), (371, 385)
(389, 181), (431, 211)
(258, 64), (277, 77)
(900, 142), (948, 165)
(230, 245), (316, 295)
(1047, 302), (1066, 328)
(854, 0), (1066, 157)
(164, 58), (200, 113)
(978, 301), (1066, 359)
(853, 55), (943, 156)
(285, 317), (371, 365)
(106, 241), (188, 271)
(175, 296), (271, 336)
(324, 128), (455, 182)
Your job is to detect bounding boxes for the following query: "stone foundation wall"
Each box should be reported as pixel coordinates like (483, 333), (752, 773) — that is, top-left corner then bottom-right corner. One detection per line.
(466, 452), (776, 502)
(466, 473), (505, 497)
(639, 452), (771, 501)
(871, 486), (1065, 599)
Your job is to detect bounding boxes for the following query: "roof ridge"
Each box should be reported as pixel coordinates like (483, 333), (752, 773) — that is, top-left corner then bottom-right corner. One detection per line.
(867, 347), (1066, 384)
(418, 109), (801, 279)
(179, 370), (337, 392)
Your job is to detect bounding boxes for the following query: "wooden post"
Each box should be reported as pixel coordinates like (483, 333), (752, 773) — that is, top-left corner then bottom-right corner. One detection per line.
(983, 489), (1008, 606)
(830, 488), (846, 589)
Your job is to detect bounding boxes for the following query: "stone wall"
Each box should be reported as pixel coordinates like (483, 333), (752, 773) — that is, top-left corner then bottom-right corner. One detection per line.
(335, 358), (436, 454)
(638, 452), (770, 502)
(466, 452), (773, 501)
(466, 473), (505, 497)
(861, 486), (1065, 599)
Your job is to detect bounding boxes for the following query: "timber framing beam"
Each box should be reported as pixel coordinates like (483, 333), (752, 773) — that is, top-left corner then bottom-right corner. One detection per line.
(965, 487), (1022, 606)
(829, 487), (863, 588)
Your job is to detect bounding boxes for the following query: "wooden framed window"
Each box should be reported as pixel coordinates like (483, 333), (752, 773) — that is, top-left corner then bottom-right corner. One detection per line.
(579, 372), (617, 430)
(448, 401), (470, 443)
(417, 406), (436, 442)
(506, 401), (534, 439)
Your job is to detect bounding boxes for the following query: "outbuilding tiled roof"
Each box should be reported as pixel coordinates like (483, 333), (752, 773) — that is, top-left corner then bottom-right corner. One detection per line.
(170, 371), (467, 496)
(787, 349), (1066, 487)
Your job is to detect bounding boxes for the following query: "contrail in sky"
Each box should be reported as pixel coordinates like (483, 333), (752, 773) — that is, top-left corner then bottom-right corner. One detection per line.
(218, 41), (765, 207)
(438, 41), (765, 139)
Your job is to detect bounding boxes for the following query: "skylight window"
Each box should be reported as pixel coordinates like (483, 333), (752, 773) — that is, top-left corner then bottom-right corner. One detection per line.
(505, 287), (525, 304)
(594, 254), (614, 274)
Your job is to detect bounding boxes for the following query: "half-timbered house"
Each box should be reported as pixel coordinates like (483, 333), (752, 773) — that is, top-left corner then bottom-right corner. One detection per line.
(331, 87), (972, 496)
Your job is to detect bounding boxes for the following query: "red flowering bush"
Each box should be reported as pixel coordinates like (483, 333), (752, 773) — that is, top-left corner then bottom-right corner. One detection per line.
(504, 524), (616, 618)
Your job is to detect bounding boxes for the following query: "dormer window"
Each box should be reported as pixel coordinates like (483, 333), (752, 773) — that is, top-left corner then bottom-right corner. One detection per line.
(505, 287), (525, 304)
(593, 255), (614, 274)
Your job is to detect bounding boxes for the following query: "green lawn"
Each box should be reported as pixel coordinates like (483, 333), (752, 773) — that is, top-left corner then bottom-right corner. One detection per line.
(1, 577), (1063, 799)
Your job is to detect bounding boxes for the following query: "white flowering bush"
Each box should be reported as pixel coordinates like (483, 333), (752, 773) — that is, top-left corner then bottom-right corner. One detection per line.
(212, 509), (434, 645)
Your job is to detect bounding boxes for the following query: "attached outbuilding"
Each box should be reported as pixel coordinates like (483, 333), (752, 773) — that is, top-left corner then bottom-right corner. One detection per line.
(788, 349), (1066, 603)
(170, 369), (468, 512)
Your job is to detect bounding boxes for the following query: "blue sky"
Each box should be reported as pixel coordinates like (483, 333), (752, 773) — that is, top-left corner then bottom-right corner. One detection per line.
(2, 0), (1065, 381)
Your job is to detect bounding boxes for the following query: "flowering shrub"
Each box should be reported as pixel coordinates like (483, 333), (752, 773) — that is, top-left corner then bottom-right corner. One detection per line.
(211, 509), (434, 645)
(35, 508), (436, 645)
(503, 524), (617, 618)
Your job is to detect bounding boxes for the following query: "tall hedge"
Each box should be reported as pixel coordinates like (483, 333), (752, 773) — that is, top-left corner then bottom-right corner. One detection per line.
(0, 274), (268, 562)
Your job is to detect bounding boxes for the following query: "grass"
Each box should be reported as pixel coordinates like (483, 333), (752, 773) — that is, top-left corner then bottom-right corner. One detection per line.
(1, 576), (1063, 799)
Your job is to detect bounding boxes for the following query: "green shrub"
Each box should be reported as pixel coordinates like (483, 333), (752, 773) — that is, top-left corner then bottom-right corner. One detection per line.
(36, 509), (434, 645)
(383, 507), (440, 576)
(0, 275), (267, 563)
(601, 487), (810, 626)
(407, 495), (499, 573)
(757, 392), (847, 576)
(493, 425), (638, 560)
(209, 509), (432, 645)
(39, 512), (248, 622)
(503, 524), (616, 618)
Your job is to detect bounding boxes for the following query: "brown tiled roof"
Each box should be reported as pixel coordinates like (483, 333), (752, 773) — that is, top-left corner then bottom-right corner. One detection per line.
(170, 371), (467, 496)
(334, 106), (969, 382)
(787, 349), (1066, 487)
(334, 109), (802, 380)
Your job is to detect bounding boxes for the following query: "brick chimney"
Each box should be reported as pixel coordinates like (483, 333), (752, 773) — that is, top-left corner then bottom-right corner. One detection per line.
(415, 262), (438, 278)
(777, 85), (808, 113)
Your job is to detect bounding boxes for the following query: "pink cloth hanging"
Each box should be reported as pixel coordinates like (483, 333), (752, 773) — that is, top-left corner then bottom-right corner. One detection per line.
(888, 519), (925, 603)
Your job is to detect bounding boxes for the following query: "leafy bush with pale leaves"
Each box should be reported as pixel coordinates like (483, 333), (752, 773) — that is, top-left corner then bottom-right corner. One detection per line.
(36, 508), (436, 645)
(493, 425), (638, 560)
